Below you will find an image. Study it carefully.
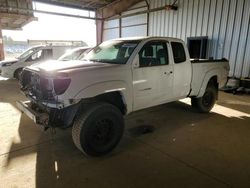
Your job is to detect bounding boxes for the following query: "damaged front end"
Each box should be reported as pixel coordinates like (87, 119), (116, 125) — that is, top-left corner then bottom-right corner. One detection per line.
(17, 68), (79, 130)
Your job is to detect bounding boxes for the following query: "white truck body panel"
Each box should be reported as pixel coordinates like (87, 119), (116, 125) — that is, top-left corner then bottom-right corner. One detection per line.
(132, 61), (174, 111)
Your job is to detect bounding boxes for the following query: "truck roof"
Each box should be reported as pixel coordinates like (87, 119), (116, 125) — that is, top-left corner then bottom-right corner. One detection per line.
(112, 36), (184, 43)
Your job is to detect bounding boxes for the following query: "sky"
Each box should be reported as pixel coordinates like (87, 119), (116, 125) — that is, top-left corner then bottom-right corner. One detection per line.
(2, 2), (97, 46)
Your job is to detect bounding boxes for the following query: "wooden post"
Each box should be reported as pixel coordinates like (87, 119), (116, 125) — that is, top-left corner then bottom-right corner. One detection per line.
(0, 28), (4, 60)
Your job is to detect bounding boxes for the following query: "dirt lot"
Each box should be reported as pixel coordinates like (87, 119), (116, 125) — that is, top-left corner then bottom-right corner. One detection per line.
(1, 77), (250, 188)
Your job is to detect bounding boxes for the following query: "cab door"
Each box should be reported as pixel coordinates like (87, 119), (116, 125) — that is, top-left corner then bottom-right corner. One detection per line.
(132, 40), (174, 111)
(170, 42), (192, 98)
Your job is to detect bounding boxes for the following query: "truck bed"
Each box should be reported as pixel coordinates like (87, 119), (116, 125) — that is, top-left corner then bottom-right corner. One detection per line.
(189, 58), (229, 97)
(191, 58), (228, 63)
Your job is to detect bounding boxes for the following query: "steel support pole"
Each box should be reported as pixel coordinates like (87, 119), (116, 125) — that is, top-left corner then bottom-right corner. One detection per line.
(0, 29), (4, 61)
(96, 11), (104, 44)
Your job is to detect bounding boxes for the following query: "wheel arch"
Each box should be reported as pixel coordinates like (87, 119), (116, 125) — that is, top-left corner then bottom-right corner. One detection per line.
(74, 81), (131, 114)
(197, 70), (219, 98)
(92, 91), (127, 115)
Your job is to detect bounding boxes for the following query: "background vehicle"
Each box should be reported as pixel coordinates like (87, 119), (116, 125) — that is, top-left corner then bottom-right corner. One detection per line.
(0, 45), (76, 79)
(58, 47), (91, 61)
(17, 37), (229, 156)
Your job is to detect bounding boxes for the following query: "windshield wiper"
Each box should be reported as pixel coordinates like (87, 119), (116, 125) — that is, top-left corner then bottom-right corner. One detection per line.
(85, 59), (107, 63)
(84, 59), (122, 64)
(89, 59), (102, 62)
(60, 59), (70, 61)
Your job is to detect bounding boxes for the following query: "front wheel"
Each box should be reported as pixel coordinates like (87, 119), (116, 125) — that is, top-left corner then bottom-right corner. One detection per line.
(72, 102), (124, 156)
(191, 85), (217, 113)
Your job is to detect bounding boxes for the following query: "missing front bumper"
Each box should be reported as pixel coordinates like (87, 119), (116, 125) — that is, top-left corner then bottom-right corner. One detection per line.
(16, 101), (49, 127)
(16, 100), (80, 129)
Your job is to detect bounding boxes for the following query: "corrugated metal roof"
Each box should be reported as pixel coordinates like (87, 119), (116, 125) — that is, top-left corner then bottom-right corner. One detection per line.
(0, 0), (36, 29)
(103, 1), (147, 40)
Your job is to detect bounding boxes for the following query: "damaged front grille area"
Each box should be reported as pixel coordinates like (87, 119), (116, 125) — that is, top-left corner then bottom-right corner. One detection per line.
(21, 69), (55, 101)
(19, 69), (78, 128)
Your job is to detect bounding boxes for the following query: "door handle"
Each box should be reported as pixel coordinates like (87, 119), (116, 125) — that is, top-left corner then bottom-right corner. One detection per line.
(164, 71), (173, 75)
(139, 88), (152, 91)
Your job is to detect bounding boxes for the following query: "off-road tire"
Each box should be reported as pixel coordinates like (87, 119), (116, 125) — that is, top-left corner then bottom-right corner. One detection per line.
(191, 85), (217, 113)
(72, 102), (124, 156)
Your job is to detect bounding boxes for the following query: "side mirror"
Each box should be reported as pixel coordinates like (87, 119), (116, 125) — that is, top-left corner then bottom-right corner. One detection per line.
(133, 54), (140, 68)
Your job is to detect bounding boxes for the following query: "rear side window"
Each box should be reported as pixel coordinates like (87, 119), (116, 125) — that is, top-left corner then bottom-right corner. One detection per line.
(171, 42), (186, 63)
(30, 50), (43, 61)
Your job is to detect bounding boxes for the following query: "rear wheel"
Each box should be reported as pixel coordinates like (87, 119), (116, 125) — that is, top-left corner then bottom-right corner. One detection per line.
(191, 85), (217, 113)
(72, 102), (124, 156)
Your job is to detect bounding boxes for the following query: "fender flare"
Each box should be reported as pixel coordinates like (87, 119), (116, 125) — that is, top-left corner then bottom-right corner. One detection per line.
(74, 80), (132, 112)
(197, 69), (220, 98)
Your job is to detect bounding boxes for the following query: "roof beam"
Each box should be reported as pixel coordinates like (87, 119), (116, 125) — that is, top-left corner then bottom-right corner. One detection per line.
(34, 0), (115, 11)
(97, 0), (143, 19)
(34, 0), (96, 11)
(0, 6), (100, 21)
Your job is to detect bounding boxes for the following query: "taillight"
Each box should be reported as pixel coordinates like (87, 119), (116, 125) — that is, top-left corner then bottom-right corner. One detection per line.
(53, 78), (71, 95)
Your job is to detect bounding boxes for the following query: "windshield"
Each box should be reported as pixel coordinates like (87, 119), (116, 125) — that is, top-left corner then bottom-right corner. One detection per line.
(59, 48), (87, 61)
(17, 48), (36, 59)
(82, 40), (140, 64)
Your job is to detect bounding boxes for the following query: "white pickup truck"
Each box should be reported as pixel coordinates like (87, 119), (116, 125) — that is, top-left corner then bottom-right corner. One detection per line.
(17, 37), (229, 156)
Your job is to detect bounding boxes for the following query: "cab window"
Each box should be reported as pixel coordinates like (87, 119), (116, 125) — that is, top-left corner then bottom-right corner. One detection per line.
(29, 49), (52, 61)
(30, 50), (43, 61)
(171, 42), (186, 63)
(139, 41), (168, 67)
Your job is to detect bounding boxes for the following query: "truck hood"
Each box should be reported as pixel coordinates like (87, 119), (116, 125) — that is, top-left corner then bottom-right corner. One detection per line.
(29, 60), (113, 72)
(0, 58), (18, 66)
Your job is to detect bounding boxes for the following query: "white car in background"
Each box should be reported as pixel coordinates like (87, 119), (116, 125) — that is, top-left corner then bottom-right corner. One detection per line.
(58, 47), (91, 61)
(0, 45), (75, 79)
